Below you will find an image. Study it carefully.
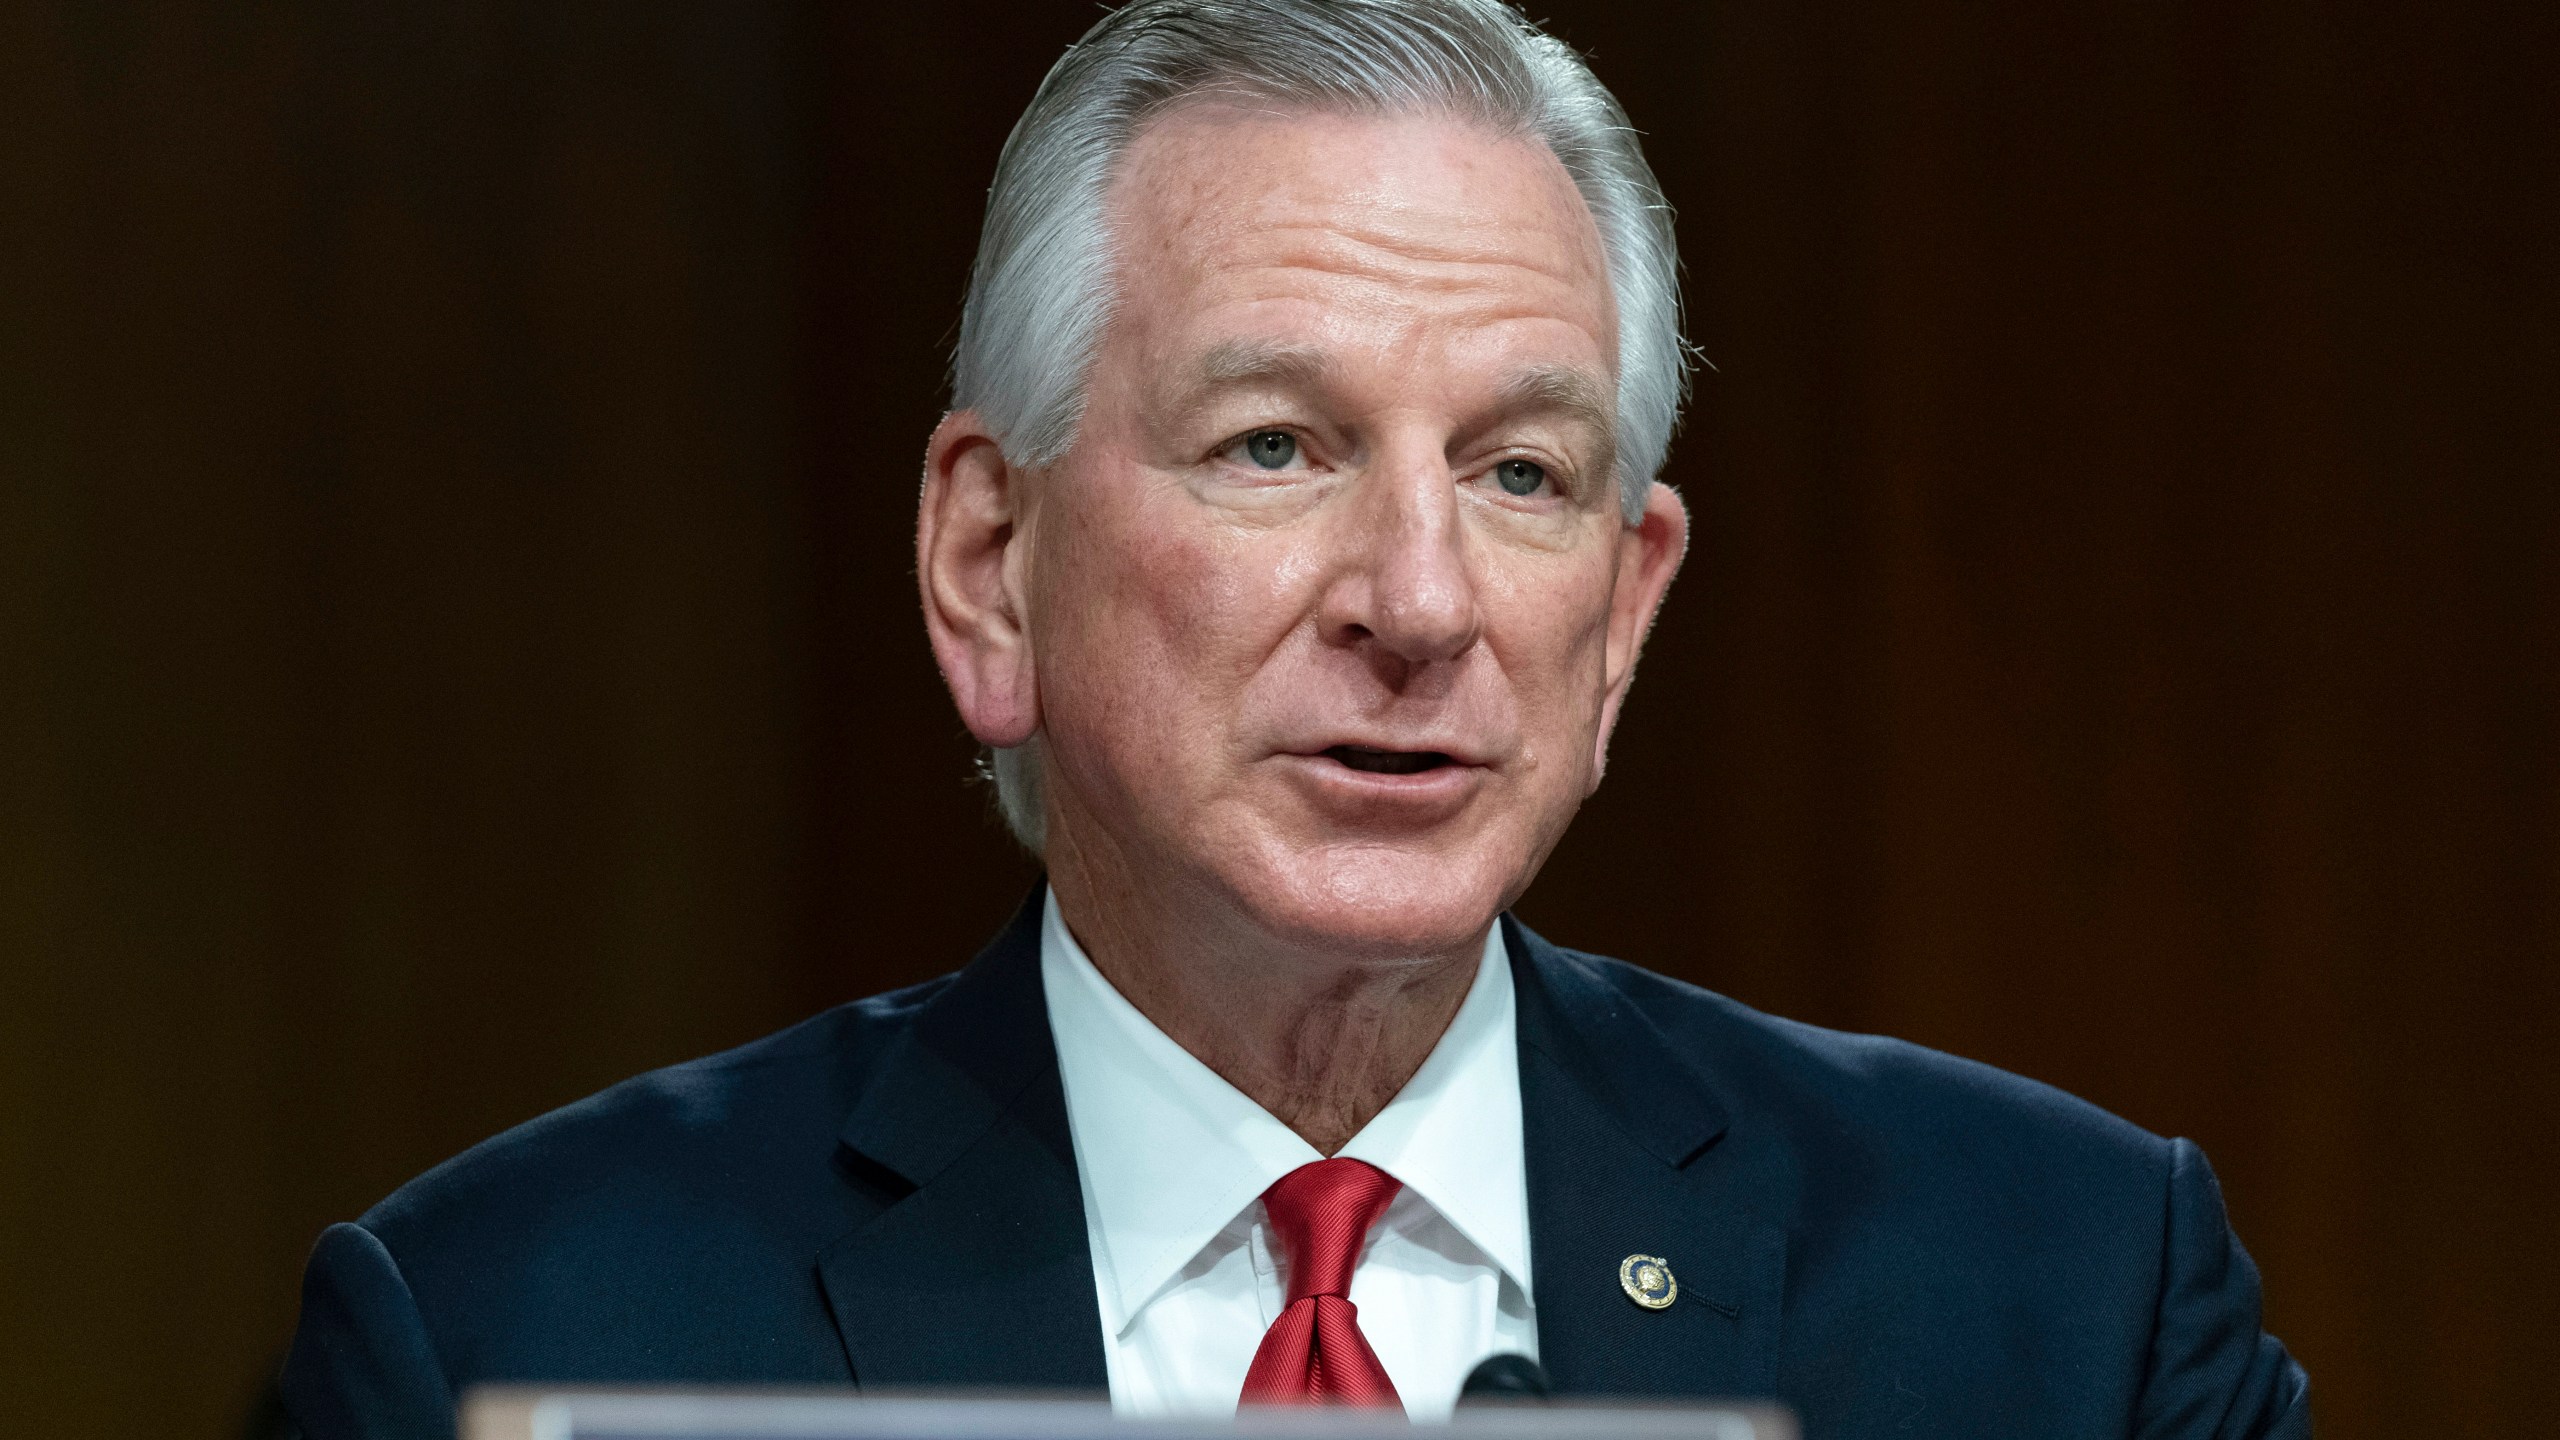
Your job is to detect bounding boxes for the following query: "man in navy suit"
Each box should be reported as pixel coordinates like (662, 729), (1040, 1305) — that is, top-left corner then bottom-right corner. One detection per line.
(283, 1), (2310, 1435)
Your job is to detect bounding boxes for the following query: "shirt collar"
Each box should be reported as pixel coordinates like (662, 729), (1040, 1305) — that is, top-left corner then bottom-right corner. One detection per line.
(1041, 892), (1530, 1335)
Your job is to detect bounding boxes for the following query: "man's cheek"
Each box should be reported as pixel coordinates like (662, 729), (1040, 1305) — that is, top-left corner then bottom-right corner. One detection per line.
(1128, 540), (1306, 698)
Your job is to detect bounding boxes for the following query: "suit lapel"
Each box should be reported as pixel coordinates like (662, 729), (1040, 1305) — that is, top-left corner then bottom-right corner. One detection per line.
(1509, 916), (1787, 1400)
(815, 900), (1786, 1398)
(817, 888), (1109, 1391)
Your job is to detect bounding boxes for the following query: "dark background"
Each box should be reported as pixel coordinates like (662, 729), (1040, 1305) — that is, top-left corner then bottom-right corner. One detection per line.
(5, 1), (2554, 1436)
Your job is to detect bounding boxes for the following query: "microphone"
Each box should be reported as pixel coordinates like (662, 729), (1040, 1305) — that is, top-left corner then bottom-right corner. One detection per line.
(1457, 1353), (1552, 1405)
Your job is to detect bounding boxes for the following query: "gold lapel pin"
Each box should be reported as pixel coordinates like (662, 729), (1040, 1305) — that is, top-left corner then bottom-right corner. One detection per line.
(1618, 1253), (1677, 1310)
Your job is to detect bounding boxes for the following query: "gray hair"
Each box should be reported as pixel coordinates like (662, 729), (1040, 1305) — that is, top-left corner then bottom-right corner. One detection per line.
(952, 0), (1689, 851)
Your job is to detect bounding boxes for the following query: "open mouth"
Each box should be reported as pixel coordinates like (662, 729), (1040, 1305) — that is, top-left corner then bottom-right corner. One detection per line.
(1322, 745), (1457, 776)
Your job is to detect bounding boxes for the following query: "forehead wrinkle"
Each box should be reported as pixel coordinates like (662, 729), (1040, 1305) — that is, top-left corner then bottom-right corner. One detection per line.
(1239, 220), (1604, 302)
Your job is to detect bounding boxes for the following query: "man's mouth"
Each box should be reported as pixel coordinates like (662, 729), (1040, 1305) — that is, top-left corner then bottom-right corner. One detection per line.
(1322, 745), (1457, 776)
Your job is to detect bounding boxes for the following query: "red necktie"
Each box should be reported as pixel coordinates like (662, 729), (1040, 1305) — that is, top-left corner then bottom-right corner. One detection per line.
(1238, 1157), (1405, 1411)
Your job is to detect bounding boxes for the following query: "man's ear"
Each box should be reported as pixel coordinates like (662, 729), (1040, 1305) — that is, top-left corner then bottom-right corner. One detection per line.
(1589, 479), (1690, 789)
(918, 410), (1041, 748)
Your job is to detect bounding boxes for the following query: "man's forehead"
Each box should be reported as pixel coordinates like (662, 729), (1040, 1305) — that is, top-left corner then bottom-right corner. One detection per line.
(1106, 106), (1617, 407)
(1110, 102), (1610, 295)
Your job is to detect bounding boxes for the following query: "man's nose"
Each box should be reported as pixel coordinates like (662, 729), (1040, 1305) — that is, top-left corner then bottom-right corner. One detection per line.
(1317, 448), (1482, 668)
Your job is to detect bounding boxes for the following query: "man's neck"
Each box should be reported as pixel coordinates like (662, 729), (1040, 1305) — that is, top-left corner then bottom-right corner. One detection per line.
(1045, 847), (1484, 1156)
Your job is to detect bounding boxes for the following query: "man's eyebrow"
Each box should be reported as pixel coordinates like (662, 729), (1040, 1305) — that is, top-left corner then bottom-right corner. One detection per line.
(1150, 339), (1337, 430)
(1491, 362), (1617, 441)
(1191, 339), (1337, 391)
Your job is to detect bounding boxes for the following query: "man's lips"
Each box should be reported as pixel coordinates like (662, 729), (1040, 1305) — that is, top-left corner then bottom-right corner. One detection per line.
(1321, 744), (1459, 776)
(1279, 742), (1491, 822)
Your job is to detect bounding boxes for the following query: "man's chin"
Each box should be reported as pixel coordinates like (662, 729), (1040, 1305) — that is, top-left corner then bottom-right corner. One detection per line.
(1228, 844), (1520, 961)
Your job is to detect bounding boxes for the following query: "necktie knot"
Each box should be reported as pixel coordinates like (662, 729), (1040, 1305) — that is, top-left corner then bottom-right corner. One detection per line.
(1261, 1157), (1402, 1303)
(1239, 1158), (1405, 1410)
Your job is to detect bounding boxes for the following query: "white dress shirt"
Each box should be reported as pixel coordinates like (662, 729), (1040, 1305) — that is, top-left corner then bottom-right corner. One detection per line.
(1041, 893), (1538, 1419)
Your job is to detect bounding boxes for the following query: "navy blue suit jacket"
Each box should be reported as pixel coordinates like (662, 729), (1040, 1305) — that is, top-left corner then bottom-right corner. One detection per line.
(282, 893), (2308, 1438)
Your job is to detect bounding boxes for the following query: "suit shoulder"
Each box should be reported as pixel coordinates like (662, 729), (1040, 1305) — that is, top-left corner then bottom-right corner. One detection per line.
(1546, 945), (2173, 1180)
(358, 973), (956, 1256)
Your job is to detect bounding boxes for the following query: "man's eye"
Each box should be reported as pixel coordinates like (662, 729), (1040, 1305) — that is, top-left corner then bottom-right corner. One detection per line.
(1491, 458), (1549, 496)
(1231, 430), (1299, 470)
